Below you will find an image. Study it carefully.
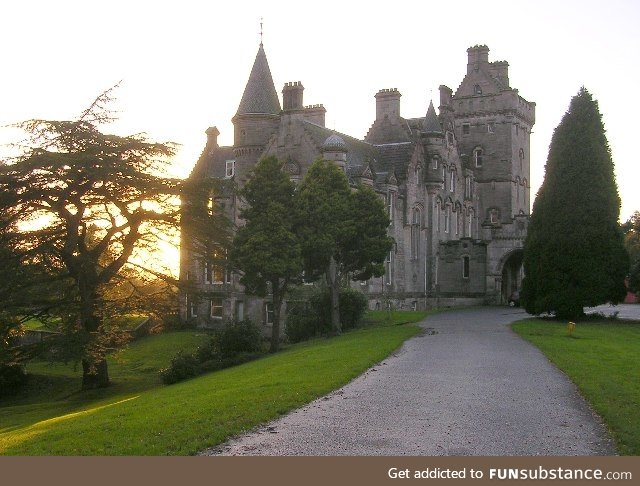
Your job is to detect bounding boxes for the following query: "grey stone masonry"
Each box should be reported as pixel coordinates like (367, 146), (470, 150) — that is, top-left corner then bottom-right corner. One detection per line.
(180, 44), (534, 327)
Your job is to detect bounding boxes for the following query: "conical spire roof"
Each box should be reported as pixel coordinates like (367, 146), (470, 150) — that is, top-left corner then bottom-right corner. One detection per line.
(236, 44), (281, 116)
(423, 101), (442, 133)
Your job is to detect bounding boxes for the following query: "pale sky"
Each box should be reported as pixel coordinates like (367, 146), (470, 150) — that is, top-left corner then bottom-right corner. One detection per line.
(2, 0), (639, 221)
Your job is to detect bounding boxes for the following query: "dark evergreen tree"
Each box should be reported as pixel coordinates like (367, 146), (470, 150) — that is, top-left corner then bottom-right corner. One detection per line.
(622, 211), (640, 293)
(230, 156), (302, 352)
(521, 88), (628, 319)
(295, 159), (392, 334)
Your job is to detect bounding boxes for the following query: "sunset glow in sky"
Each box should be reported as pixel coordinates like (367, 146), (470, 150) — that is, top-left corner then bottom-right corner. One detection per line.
(2, 0), (639, 227)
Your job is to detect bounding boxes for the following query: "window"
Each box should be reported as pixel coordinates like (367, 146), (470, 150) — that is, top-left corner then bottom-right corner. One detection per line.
(519, 148), (525, 171)
(444, 206), (450, 233)
(235, 301), (244, 321)
(264, 303), (274, 326)
(473, 147), (483, 168)
(447, 131), (454, 145)
(210, 298), (223, 319)
(462, 256), (470, 279)
(465, 176), (472, 199)
(462, 124), (470, 135)
(411, 208), (421, 259)
(432, 155), (439, 170)
(225, 160), (235, 178)
(436, 200), (441, 232)
(474, 84), (482, 95)
(454, 208), (460, 235)
(468, 209), (474, 237)
(204, 261), (212, 284)
(487, 122), (495, 133)
(187, 295), (197, 318)
(385, 249), (394, 285)
(515, 124), (519, 136)
(415, 164), (422, 183)
(490, 208), (500, 224)
(387, 191), (395, 223)
(449, 170), (456, 192)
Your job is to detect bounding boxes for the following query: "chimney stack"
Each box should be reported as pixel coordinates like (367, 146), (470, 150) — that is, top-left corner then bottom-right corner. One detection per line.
(282, 81), (304, 111)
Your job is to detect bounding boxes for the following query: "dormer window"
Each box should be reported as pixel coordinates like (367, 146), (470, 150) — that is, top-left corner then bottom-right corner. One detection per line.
(473, 147), (483, 167)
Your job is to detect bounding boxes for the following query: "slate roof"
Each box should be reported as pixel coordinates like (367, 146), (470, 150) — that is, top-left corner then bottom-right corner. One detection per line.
(236, 44), (281, 115)
(423, 101), (442, 133)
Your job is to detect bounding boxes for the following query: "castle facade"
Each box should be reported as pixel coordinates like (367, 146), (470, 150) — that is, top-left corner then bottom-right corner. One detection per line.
(180, 43), (535, 326)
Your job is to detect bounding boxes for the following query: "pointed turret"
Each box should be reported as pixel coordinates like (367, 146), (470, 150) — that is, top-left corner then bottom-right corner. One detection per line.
(423, 101), (442, 134)
(236, 44), (281, 115)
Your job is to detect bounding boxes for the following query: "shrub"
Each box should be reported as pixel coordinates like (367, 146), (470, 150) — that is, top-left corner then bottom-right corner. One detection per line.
(0, 364), (28, 396)
(286, 288), (368, 343)
(337, 287), (369, 330)
(160, 319), (264, 385)
(285, 301), (321, 343)
(160, 351), (201, 385)
(218, 319), (262, 358)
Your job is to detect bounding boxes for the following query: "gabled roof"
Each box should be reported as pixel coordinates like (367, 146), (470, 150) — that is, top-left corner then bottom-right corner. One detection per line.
(236, 44), (281, 116)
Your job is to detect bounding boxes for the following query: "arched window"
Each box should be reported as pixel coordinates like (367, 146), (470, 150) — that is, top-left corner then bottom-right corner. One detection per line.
(468, 208), (474, 238)
(431, 155), (439, 170)
(449, 168), (456, 192)
(411, 207), (421, 260)
(474, 84), (482, 95)
(435, 199), (442, 232)
(473, 147), (483, 167)
(444, 204), (451, 233)
(415, 163), (422, 184)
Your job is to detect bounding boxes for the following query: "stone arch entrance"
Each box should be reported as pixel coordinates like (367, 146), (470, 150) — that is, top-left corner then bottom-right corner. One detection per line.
(500, 249), (524, 304)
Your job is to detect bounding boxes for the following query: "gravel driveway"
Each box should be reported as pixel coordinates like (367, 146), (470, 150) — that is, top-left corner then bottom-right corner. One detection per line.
(200, 307), (616, 456)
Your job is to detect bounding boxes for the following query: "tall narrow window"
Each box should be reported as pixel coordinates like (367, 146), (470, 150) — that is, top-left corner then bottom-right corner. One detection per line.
(264, 303), (274, 326)
(468, 209), (474, 238)
(225, 160), (235, 178)
(465, 176), (472, 199)
(449, 170), (456, 192)
(519, 148), (525, 171)
(462, 124), (470, 135)
(473, 148), (483, 168)
(188, 295), (197, 318)
(462, 256), (470, 279)
(444, 206), (450, 233)
(487, 122), (495, 133)
(204, 261), (212, 284)
(432, 155), (439, 170)
(411, 208), (421, 259)
(436, 200), (441, 232)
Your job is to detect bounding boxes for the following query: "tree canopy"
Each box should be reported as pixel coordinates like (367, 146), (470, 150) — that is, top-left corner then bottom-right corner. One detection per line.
(521, 88), (628, 319)
(295, 159), (392, 333)
(230, 156), (302, 352)
(0, 87), (209, 388)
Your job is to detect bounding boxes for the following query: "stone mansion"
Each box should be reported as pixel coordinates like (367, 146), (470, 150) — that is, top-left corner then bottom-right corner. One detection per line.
(180, 43), (535, 326)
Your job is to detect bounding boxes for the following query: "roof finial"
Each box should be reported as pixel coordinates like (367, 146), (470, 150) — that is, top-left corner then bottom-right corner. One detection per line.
(259, 17), (264, 46)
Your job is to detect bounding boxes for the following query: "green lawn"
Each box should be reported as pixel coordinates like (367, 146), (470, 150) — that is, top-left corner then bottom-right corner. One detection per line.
(365, 309), (431, 326)
(512, 318), (640, 455)
(1, 317), (422, 455)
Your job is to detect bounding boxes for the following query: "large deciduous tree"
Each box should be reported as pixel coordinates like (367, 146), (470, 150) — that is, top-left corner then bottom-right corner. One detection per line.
(230, 156), (302, 353)
(0, 88), (193, 389)
(521, 88), (628, 319)
(296, 159), (392, 334)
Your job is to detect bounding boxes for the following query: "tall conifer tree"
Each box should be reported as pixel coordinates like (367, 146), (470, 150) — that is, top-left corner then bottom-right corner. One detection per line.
(522, 88), (628, 319)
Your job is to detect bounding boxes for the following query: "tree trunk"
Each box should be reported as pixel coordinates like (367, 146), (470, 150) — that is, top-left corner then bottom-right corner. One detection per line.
(79, 286), (110, 389)
(81, 357), (110, 389)
(327, 257), (341, 335)
(269, 283), (282, 353)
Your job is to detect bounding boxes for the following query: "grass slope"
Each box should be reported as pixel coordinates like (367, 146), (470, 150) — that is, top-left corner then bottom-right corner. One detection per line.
(512, 318), (640, 455)
(1, 321), (420, 455)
